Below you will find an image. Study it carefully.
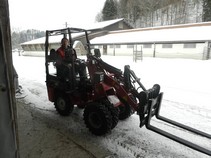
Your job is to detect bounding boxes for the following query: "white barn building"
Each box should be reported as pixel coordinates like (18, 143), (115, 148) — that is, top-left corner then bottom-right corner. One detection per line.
(21, 21), (211, 60)
(91, 22), (211, 60)
(20, 19), (133, 57)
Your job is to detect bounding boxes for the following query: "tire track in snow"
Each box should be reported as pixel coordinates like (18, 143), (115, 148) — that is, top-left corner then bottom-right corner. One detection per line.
(105, 136), (145, 158)
(163, 99), (211, 119)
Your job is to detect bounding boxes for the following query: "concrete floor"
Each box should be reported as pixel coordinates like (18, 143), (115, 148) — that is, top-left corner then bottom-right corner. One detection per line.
(16, 100), (105, 158)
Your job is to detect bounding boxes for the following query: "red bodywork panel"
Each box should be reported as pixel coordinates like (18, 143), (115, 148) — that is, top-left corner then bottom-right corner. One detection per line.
(47, 86), (55, 102)
(103, 74), (138, 111)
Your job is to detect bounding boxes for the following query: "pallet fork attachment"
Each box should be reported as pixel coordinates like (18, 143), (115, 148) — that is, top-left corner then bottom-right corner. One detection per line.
(144, 93), (211, 156)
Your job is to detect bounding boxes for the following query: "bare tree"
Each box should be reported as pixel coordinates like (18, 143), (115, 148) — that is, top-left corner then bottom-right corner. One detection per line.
(102, 0), (118, 21)
(203, 0), (211, 21)
(95, 12), (103, 22)
(117, 0), (141, 27)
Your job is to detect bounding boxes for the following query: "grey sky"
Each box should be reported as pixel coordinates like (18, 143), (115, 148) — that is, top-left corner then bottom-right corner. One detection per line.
(8, 0), (106, 30)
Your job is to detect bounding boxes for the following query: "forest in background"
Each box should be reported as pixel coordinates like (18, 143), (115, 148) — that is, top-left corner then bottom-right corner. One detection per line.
(97, 0), (211, 27)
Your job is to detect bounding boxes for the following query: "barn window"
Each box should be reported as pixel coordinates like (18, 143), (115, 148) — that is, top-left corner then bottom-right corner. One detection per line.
(98, 45), (103, 48)
(162, 44), (173, 48)
(183, 43), (196, 48)
(143, 44), (152, 48)
(109, 45), (121, 48)
(41, 44), (45, 51)
(115, 45), (121, 48)
(127, 45), (134, 48)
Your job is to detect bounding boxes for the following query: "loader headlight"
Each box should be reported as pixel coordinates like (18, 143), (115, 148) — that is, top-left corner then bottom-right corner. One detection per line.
(147, 84), (160, 99)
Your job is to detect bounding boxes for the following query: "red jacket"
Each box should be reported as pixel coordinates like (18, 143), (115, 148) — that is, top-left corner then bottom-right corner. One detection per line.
(56, 47), (65, 59)
(56, 47), (77, 63)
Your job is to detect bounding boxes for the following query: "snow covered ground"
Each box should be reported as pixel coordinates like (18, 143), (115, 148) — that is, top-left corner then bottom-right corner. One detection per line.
(13, 52), (211, 158)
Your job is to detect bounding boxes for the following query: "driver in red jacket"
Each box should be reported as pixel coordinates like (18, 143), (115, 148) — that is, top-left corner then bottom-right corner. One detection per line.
(56, 37), (77, 62)
(56, 37), (86, 82)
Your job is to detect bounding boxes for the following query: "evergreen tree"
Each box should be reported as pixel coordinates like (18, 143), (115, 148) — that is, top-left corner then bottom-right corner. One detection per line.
(203, 0), (211, 21)
(102, 0), (118, 21)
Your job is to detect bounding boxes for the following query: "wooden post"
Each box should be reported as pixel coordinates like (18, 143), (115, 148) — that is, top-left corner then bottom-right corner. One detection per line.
(153, 43), (156, 58)
(135, 44), (137, 62)
(203, 41), (210, 60)
(113, 43), (115, 56)
(132, 44), (135, 62)
(140, 46), (143, 61)
(208, 42), (211, 59)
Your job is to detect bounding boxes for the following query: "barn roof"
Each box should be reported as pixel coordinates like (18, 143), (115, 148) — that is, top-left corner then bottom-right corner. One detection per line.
(21, 21), (211, 46)
(90, 22), (211, 45)
(85, 18), (132, 31)
(21, 18), (131, 45)
(21, 32), (86, 45)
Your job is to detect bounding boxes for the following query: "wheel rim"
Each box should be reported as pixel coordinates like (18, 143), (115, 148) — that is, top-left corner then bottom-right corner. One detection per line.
(119, 105), (126, 114)
(57, 97), (66, 111)
(88, 112), (102, 129)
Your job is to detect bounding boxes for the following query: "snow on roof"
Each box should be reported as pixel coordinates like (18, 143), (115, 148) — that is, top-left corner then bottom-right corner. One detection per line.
(90, 22), (211, 44)
(21, 19), (125, 45)
(22, 21), (211, 46)
(21, 37), (45, 45)
(21, 32), (86, 45)
(84, 18), (124, 30)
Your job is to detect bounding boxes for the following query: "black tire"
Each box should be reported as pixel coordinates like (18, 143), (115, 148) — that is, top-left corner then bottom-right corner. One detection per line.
(83, 102), (112, 136)
(54, 93), (74, 116)
(118, 96), (135, 120)
(103, 99), (119, 129)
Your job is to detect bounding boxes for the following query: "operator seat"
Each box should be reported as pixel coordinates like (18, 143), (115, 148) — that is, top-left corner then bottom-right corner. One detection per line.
(74, 48), (87, 82)
(94, 49), (101, 58)
(48, 49), (57, 61)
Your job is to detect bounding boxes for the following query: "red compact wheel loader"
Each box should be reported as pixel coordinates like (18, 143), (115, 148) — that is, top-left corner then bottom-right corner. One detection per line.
(45, 28), (211, 156)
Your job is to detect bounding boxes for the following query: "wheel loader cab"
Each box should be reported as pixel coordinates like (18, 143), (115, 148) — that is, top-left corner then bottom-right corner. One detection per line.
(48, 47), (87, 90)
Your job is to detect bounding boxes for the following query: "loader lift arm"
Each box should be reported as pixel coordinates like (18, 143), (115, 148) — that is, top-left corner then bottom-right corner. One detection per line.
(89, 52), (211, 156)
(121, 65), (211, 156)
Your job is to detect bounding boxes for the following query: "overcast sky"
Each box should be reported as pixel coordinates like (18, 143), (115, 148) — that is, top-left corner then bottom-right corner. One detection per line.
(8, 0), (106, 31)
